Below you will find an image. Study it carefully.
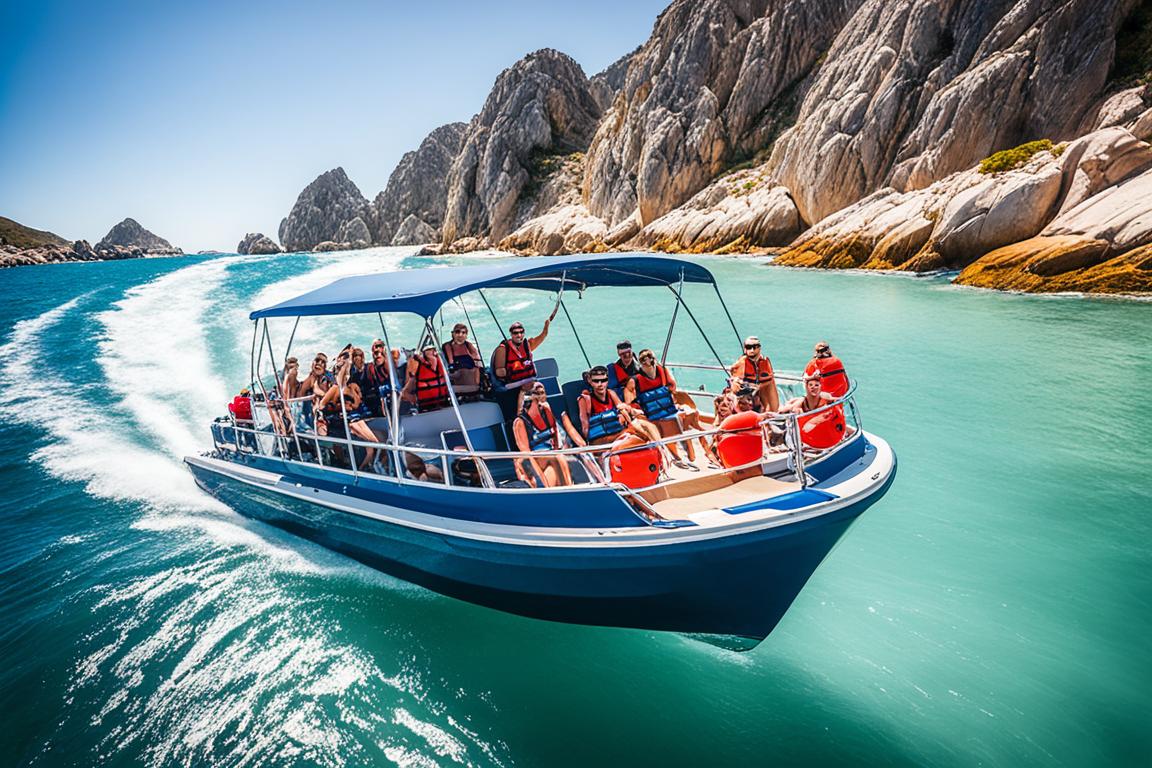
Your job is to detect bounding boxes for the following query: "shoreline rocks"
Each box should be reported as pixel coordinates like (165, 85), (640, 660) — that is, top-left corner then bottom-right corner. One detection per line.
(237, 232), (283, 255)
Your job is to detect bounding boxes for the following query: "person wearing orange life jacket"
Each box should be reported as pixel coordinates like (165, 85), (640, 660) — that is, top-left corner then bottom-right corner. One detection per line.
(804, 340), (849, 398)
(512, 382), (585, 487)
(624, 349), (697, 469)
(777, 370), (848, 450)
(578, 365), (662, 446)
(729, 335), (779, 412)
(400, 344), (450, 413)
(442, 323), (483, 397)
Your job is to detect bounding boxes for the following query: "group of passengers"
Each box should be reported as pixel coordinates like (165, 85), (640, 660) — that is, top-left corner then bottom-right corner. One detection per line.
(250, 310), (849, 486)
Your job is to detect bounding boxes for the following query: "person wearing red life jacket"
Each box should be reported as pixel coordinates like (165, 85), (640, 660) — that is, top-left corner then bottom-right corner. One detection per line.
(777, 370), (848, 450)
(728, 335), (778, 412)
(606, 340), (640, 398)
(512, 382), (585, 487)
(491, 304), (558, 417)
(624, 349), (696, 469)
(577, 365), (662, 446)
(442, 323), (484, 398)
(804, 340), (849, 398)
(400, 344), (450, 413)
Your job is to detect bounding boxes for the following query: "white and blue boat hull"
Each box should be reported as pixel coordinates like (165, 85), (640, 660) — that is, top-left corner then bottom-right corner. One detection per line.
(185, 432), (896, 644)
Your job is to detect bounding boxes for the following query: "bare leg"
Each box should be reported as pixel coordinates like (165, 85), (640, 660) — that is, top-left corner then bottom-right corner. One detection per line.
(758, 381), (779, 412)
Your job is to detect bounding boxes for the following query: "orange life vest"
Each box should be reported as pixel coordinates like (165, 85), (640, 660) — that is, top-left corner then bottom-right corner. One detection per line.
(414, 358), (449, 411)
(738, 354), (774, 385)
(805, 356), (848, 398)
(499, 338), (536, 384)
(798, 396), (846, 449)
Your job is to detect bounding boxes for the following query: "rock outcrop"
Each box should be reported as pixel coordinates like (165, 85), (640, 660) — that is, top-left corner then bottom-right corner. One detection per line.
(279, 167), (370, 252)
(584, 0), (860, 228)
(2, 238), (155, 268)
(96, 217), (181, 254)
(0, 216), (69, 250)
(777, 125), (1152, 291)
(442, 49), (604, 244)
(633, 166), (803, 253)
(371, 122), (467, 245)
(769, 0), (1138, 225)
(236, 232), (283, 255)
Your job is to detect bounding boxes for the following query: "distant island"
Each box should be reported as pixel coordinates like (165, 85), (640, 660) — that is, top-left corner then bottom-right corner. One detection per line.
(1, 216), (181, 268)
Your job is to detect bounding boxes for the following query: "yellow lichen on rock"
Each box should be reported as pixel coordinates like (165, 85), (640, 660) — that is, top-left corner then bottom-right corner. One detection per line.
(956, 236), (1152, 293)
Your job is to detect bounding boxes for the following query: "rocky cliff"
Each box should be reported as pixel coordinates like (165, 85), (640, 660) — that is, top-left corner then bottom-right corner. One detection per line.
(274, 0), (1152, 293)
(96, 218), (181, 254)
(371, 122), (467, 245)
(278, 167), (371, 252)
(441, 49), (604, 244)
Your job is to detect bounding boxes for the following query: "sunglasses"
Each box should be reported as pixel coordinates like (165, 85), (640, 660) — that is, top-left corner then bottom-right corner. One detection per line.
(590, 377), (608, 384)
(745, 344), (760, 350)
(640, 355), (655, 361)
(511, 329), (525, 335)
(314, 358), (327, 364)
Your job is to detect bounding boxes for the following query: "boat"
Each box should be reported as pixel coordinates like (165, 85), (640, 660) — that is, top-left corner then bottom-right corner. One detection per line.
(184, 254), (897, 648)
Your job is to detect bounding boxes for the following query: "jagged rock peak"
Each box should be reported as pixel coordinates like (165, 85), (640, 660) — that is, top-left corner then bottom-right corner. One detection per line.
(589, 47), (638, 111)
(583, 0), (860, 228)
(278, 167), (370, 252)
(236, 232), (283, 255)
(96, 218), (180, 253)
(371, 121), (467, 244)
(441, 48), (604, 244)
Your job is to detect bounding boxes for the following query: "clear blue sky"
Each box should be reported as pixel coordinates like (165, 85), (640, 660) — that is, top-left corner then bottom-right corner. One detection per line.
(0, 0), (667, 251)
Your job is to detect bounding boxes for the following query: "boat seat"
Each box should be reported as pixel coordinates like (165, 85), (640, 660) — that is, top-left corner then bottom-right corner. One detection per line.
(400, 400), (503, 449)
(560, 379), (587, 427)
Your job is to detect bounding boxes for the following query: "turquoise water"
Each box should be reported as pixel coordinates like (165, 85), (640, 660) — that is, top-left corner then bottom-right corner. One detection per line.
(1, 249), (1150, 767)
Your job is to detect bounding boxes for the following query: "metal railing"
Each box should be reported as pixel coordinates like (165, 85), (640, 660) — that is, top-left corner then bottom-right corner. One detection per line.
(222, 379), (861, 523)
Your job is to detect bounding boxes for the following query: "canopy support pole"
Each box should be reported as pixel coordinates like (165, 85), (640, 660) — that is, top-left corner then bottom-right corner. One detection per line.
(667, 285), (727, 370)
(378, 313), (404, 481)
(478, 289), (508, 342)
(284, 316), (300, 360)
(557, 270), (591, 369)
(425, 317), (487, 487)
(249, 320), (259, 387)
(660, 271), (684, 366)
(251, 320), (283, 457)
(713, 281), (742, 349)
(262, 320), (302, 460)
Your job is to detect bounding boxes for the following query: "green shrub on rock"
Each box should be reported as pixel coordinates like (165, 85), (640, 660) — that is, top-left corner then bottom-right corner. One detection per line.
(979, 139), (1054, 174)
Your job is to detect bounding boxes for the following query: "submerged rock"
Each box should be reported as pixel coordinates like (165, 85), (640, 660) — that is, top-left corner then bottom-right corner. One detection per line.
(236, 232), (283, 255)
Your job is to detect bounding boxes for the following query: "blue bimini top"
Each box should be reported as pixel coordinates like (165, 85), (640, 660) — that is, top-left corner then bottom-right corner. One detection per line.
(249, 254), (717, 320)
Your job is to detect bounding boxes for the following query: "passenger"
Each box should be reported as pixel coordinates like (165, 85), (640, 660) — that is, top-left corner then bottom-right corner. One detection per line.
(401, 344), (451, 412)
(361, 339), (395, 418)
(703, 392), (738, 463)
(578, 365), (662, 445)
(729, 335), (779, 412)
(512, 382), (586, 488)
(607, 340), (639, 397)
(804, 340), (849, 398)
(777, 370), (849, 448)
(315, 377), (381, 470)
(404, 452), (445, 483)
(311, 351), (339, 435)
(624, 348), (695, 469)
(492, 310), (555, 417)
(442, 322), (483, 397)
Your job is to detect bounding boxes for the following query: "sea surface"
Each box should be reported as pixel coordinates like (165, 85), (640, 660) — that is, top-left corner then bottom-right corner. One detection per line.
(1, 248), (1149, 767)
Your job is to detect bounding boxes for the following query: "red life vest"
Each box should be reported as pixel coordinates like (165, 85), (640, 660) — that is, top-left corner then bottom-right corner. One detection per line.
(228, 395), (252, 421)
(798, 396), (847, 449)
(739, 354), (774, 385)
(609, 361), (633, 391)
(499, 339), (536, 384)
(805, 355), (848, 397)
(414, 359), (449, 411)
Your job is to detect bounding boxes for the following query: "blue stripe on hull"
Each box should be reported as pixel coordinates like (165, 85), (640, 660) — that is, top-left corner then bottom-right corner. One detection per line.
(188, 460), (897, 643)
